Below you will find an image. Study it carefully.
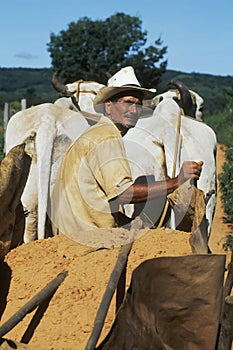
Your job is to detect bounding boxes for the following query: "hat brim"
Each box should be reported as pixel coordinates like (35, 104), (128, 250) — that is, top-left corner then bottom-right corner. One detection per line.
(93, 85), (155, 113)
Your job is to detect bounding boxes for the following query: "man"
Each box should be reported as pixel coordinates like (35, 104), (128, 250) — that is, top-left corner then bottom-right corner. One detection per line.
(51, 66), (203, 241)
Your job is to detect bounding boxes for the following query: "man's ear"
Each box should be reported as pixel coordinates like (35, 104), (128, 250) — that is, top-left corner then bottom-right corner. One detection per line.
(105, 101), (111, 114)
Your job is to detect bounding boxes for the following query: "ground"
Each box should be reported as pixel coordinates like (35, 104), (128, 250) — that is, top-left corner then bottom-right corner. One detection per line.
(0, 144), (232, 350)
(208, 144), (232, 253)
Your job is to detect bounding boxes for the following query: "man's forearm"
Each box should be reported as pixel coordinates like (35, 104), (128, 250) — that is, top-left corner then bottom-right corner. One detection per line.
(118, 177), (179, 204)
(118, 160), (203, 205)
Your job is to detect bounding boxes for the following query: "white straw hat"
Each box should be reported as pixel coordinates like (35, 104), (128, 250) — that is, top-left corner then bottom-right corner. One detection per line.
(93, 66), (156, 112)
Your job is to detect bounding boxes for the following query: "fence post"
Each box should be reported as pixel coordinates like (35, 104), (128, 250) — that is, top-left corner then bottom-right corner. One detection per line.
(21, 98), (27, 110)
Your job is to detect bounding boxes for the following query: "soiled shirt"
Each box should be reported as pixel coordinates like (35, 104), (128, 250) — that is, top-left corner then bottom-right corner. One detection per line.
(51, 116), (133, 240)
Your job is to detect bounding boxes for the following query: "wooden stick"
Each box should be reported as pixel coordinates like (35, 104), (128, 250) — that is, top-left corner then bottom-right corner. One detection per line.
(0, 270), (68, 338)
(115, 261), (127, 313)
(85, 242), (133, 350)
(115, 217), (143, 314)
(85, 217), (142, 350)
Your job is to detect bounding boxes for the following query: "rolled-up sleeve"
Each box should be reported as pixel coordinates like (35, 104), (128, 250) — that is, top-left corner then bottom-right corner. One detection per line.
(88, 135), (133, 200)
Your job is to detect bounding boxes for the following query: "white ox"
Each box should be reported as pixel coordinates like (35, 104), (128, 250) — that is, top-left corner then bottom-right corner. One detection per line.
(144, 88), (204, 121)
(153, 89), (204, 121)
(124, 97), (217, 238)
(5, 79), (104, 242)
(53, 79), (104, 116)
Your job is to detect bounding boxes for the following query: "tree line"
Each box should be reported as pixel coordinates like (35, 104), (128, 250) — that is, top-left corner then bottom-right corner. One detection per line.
(1, 67), (232, 143)
(1, 67), (232, 116)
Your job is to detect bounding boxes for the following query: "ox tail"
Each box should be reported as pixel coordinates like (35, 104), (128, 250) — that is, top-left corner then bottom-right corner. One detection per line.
(36, 117), (56, 240)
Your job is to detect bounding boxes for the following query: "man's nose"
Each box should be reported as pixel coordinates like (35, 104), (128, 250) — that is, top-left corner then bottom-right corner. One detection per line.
(128, 103), (139, 114)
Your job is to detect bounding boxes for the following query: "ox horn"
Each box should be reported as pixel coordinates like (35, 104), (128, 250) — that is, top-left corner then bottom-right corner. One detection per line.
(169, 79), (195, 118)
(106, 72), (112, 79)
(51, 72), (73, 97)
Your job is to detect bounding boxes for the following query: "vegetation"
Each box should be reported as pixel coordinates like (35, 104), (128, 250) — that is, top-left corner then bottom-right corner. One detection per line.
(158, 71), (233, 117)
(219, 147), (233, 227)
(0, 68), (57, 111)
(1, 68), (232, 117)
(47, 13), (167, 87)
(223, 234), (233, 251)
(207, 109), (233, 148)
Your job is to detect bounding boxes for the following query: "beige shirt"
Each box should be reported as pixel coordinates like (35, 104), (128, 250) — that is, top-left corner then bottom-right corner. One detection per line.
(51, 116), (133, 240)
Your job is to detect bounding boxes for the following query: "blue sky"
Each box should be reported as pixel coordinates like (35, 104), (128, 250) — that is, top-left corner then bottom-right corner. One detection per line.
(0, 0), (232, 76)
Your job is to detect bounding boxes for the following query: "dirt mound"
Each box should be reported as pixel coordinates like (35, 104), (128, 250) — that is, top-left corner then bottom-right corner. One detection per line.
(1, 228), (193, 350)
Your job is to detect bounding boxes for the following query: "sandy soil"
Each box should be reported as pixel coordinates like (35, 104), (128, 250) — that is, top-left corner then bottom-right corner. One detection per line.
(0, 144), (232, 350)
(209, 144), (232, 253)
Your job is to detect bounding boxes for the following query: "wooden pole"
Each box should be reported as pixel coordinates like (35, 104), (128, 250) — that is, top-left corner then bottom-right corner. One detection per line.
(0, 271), (68, 338)
(115, 217), (142, 314)
(84, 242), (133, 350)
(115, 261), (127, 313)
(21, 98), (27, 110)
(85, 217), (142, 350)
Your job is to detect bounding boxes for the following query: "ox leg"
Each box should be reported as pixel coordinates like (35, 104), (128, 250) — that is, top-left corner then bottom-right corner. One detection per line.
(205, 193), (217, 239)
(36, 118), (56, 240)
(22, 162), (38, 242)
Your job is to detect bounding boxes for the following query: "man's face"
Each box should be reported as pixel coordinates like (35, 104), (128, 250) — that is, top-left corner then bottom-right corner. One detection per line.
(105, 93), (143, 135)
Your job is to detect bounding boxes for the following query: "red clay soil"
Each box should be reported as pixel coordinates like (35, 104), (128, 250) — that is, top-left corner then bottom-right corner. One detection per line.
(0, 144), (232, 350)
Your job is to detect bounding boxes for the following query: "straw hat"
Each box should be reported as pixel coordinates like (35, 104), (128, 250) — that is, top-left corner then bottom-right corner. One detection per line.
(93, 66), (156, 113)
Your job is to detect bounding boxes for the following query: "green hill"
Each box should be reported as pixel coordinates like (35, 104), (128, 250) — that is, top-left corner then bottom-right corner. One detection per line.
(157, 70), (233, 116)
(0, 67), (232, 117)
(0, 68), (57, 108)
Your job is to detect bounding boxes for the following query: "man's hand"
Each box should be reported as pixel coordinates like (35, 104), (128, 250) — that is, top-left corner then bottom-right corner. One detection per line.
(178, 161), (203, 185)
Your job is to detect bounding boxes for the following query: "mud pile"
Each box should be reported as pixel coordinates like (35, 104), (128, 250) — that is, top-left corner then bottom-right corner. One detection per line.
(1, 228), (193, 350)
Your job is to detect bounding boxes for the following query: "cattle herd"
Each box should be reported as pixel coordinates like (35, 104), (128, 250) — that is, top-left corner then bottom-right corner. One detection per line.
(3, 72), (217, 250)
